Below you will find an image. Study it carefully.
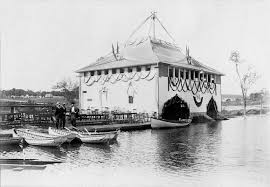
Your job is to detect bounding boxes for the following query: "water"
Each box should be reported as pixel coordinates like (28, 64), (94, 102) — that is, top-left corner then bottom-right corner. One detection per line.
(1, 115), (270, 187)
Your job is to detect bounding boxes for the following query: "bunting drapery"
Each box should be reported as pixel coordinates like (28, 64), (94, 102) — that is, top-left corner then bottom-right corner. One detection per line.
(83, 69), (156, 86)
(168, 76), (216, 95)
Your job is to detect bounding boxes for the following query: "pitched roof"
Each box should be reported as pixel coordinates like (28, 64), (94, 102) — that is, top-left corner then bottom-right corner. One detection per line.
(76, 37), (224, 75)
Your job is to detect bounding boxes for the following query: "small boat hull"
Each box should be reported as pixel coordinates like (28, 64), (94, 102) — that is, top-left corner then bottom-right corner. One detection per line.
(151, 118), (191, 129)
(48, 127), (77, 143)
(65, 128), (120, 144)
(13, 129), (68, 147)
(78, 132), (118, 143)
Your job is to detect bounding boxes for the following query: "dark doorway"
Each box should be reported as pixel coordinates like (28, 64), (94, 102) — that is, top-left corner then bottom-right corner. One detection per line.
(161, 94), (190, 120)
(206, 97), (218, 119)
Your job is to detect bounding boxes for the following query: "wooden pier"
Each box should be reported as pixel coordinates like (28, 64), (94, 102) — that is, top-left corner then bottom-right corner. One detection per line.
(1, 104), (152, 131)
(77, 122), (151, 132)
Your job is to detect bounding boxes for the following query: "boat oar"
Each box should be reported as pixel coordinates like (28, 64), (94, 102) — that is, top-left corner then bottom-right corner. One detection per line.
(64, 127), (71, 132)
(84, 128), (91, 135)
(72, 126), (82, 132)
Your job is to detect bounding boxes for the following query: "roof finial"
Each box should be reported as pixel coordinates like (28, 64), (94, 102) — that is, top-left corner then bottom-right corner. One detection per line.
(186, 45), (192, 64)
(151, 11), (157, 40)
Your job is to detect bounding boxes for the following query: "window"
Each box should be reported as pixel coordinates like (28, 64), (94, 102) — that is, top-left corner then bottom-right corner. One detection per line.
(207, 74), (210, 82)
(129, 96), (133, 104)
(120, 68), (124, 73)
(195, 71), (199, 79)
(200, 73), (203, 81)
(90, 71), (95, 76)
(211, 75), (215, 83)
(136, 66), (141, 72)
(97, 70), (101, 75)
(128, 68), (133, 73)
(112, 69), (117, 74)
(169, 68), (173, 77)
(185, 70), (189, 79)
(191, 71), (194, 80)
(175, 68), (179, 78)
(104, 70), (109, 75)
(180, 70), (184, 79)
(146, 66), (151, 71)
(83, 91), (87, 93)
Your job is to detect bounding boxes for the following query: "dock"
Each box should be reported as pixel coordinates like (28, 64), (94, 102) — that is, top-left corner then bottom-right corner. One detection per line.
(75, 122), (151, 132)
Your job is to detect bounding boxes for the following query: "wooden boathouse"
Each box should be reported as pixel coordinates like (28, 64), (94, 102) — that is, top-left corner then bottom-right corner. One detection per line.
(76, 13), (224, 119)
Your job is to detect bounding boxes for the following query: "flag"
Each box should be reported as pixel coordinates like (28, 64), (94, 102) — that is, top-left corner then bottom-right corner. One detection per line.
(116, 42), (119, 54)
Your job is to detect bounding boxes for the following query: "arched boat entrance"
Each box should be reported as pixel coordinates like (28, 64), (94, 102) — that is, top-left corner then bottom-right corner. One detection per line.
(161, 94), (190, 120)
(206, 97), (218, 119)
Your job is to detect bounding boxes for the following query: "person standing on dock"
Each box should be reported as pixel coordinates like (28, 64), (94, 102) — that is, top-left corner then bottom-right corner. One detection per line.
(61, 103), (67, 129)
(54, 102), (62, 129)
(70, 102), (79, 127)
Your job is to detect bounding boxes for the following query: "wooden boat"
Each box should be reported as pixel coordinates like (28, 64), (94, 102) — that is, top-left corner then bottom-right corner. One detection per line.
(0, 159), (62, 170)
(48, 127), (77, 143)
(151, 118), (191, 129)
(0, 133), (23, 145)
(13, 129), (68, 147)
(65, 127), (120, 144)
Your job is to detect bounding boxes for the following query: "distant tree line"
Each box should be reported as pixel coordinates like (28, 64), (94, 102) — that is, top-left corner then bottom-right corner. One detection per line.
(1, 88), (66, 97)
(1, 78), (79, 104)
(223, 89), (269, 106)
(52, 78), (79, 103)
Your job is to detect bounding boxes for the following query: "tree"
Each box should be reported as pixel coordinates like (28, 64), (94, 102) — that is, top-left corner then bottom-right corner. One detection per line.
(229, 51), (259, 116)
(52, 78), (79, 103)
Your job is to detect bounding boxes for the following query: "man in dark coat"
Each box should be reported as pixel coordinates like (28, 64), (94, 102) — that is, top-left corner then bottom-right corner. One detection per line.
(54, 102), (62, 129)
(70, 102), (79, 127)
(61, 103), (67, 129)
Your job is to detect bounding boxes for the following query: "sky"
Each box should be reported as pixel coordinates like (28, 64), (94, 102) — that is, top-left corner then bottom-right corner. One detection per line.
(0, 0), (269, 94)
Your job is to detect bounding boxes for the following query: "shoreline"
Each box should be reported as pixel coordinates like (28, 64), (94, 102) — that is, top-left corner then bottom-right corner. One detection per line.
(220, 106), (269, 118)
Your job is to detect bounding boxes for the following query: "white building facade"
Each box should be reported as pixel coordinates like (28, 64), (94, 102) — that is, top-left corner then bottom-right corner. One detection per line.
(77, 38), (224, 118)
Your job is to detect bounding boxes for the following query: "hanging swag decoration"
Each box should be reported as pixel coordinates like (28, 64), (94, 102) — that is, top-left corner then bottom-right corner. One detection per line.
(193, 96), (203, 107)
(168, 76), (216, 95)
(83, 69), (156, 86)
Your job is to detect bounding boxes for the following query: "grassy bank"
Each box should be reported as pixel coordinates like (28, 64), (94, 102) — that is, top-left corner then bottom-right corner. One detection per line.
(221, 106), (269, 118)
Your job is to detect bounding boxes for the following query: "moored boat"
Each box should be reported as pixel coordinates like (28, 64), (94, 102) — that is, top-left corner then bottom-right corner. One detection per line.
(13, 129), (68, 147)
(65, 127), (120, 144)
(48, 127), (77, 143)
(151, 118), (191, 129)
(0, 133), (23, 145)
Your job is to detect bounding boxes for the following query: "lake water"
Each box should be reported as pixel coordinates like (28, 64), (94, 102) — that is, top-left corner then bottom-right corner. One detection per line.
(1, 115), (270, 187)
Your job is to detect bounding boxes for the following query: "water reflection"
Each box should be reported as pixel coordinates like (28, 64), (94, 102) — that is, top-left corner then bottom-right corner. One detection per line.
(0, 144), (23, 154)
(77, 144), (113, 166)
(21, 145), (67, 162)
(1, 116), (270, 187)
(152, 121), (223, 173)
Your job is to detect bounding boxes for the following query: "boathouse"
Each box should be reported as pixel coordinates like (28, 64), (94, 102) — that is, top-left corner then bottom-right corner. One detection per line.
(76, 13), (224, 119)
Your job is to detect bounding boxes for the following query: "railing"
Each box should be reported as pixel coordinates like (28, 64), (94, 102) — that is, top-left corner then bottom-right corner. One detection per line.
(74, 112), (151, 125)
(0, 112), (53, 124)
(0, 111), (151, 125)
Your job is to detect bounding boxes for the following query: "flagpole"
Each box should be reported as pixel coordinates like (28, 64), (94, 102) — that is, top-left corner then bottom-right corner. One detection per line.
(152, 12), (156, 40)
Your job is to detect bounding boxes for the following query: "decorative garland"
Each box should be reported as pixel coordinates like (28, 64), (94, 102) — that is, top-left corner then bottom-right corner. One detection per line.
(83, 70), (156, 86)
(193, 96), (203, 107)
(168, 77), (216, 95)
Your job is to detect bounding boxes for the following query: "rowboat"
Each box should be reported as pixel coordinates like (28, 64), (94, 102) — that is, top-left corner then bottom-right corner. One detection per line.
(0, 159), (62, 171)
(48, 127), (77, 143)
(0, 133), (23, 145)
(65, 127), (120, 144)
(13, 129), (68, 147)
(151, 118), (191, 129)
